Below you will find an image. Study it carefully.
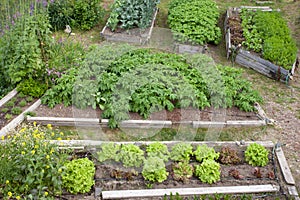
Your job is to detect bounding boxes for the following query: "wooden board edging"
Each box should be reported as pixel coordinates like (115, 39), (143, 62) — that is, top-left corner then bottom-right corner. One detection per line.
(0, 99), (41, 137)
(27, 116), (100, 127)
(0, 88), (17, 107)
(100, 184), (279, 199)
(275, 147), (296, 185)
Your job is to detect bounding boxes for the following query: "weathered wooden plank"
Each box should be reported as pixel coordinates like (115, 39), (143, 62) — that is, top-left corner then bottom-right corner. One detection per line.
(27, 117), (100, 127)
(101, 185), (279, 199)
(48, 140), (275, 148)
(287, 186), (300, 197)
(276, 147), (295, 185)
(226, 120), (266, 126)
(0, 99), (41, 137)
(192, 121), (226, 128)
(0, 89), (17, 107)
(101, 119), (172, 128)
(256, 1), (274, 5)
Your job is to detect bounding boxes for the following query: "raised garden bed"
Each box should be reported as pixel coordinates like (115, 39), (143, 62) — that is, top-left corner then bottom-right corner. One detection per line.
(224, 6), (299, 82)
(49, 140), (298, 199)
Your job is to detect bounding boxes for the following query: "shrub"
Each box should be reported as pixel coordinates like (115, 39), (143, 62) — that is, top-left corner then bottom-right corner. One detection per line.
(18, 99), (27, 107)
(16, 79), (48, 98)
(219, 146), (241, 165)
(172, 161), (194, 183)
(193, 144), (219, 163)
(142, 157), (168, 183)
(48, 0), (73, 31)
(170, 143), (193, 162)
(62, 158), (95, 194)
(146, 142), (170, 162)
(0, 124), (69, 199)
(168, 0), (221, 45)
(97, 142), (120, 162)
(117, 144), (145, 167)
(245, 143), (269, 167)
(194, 159), (220, 184)
(11, 107), (22, 115)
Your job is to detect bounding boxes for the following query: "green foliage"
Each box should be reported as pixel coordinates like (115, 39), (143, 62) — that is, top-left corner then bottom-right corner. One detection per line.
(48, 0), (104, 31)
(240, 9), (297, 69)
(16, 78), (48, 98)
(24, 111), (37, 117)
(146, 142), (170, 162)
(5, 101), (15, 108)
(17, 92), (26, 98)
(168, 0), (221, 45)
(18, 99), (27, 107)
(142, 157), (168, 183)
(62, 158), (95, 194)
(0, 124), (69, 199)
(4, 113), (13, 120)
(172, 161), (194, 183)
(107, 0), (160, 31)
(245, 143), (269, 167)
(117, 144), (145, 167)
(1, 108), (9, 113)
(11, 107), (22, 115)
(97, 142), (120, 162)
(193, 144), (219, 163)
(26, 96), (33, 102)
(219, 146), (241, 165)
(194, 159), (220, 184)
(41, 68), (78, 108)
(170, 143), (193, 162)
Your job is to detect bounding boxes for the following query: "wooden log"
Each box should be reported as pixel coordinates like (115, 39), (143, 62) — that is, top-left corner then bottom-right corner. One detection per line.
(101, 185), (279, 199)
(275, 147), (295, 185)
(0, 99), (41, 137)
(0, 89), (17, 107)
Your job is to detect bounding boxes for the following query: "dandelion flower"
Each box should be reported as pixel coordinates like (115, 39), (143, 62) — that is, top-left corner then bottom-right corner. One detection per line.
(16, 196), (21, 200)
(57, 137), (62, 141)
(31, 150), (35, 155)
(1, 136), (4, 140)
(7, 192), (12, 197)
(47, 124), (52, 130)
(6, 180), (9, 184)
(44, 191), (48, 196)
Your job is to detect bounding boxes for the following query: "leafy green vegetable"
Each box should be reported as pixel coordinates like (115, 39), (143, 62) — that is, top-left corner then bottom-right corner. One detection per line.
(245, 143), (269, 167)
(62, 158), (95, 194)
(172, 161), (194, 183)
(193, 144), (219, 163)
(142, 157), (169, 183)
(194, 159), (220, 184)
(168, 0), (221, 45)
(117, 144), (145, 167)
(97, 142), (120, 162)
(146, 142), (170, 162)
(170, 143), (193, 162)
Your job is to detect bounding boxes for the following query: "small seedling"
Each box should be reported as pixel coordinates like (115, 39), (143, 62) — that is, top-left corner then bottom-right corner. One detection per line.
(5, 101), (15, 108)
(26, 96), (33, 102)
(24, 111), (36, 117)
(17, 92), (26, 98)
(19, 99), (27, 107)
(1, 108), (9, 113)
(11, 107), (22, 115)
(4, 114), (13, 120)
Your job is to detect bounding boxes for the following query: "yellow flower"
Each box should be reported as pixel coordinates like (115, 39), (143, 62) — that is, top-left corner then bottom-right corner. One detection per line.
(44, 191), (48, 196)
(50, 148), (54, 154)
(46, 165), (50, 169)
(46, 155), (50, 159)
(57, 137), (62, 141)
(1, 136), (4, 140)
(21, 151), (25, 155)
(6, 180), (9, 184)
(21, 142), (26, 146)
(51, 132), (55, 137)
(20, 128), (26, 133)
(31, 150), (35, 155)
(47, 124), (52, 130)
(7, 135), (11, 139)
(33, 121), (37, 126)
(16, 196), (21, 200)
(58, 168), (62, 173)
(7, 192), (12, 197)
(34, 144), (39, 149)
(60, 132), (64, 136)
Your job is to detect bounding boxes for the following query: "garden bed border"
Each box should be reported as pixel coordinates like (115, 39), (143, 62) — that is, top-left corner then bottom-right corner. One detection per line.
(0, 88), (17, 107)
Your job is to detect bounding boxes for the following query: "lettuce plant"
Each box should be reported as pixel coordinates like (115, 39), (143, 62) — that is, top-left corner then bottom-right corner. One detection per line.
(117, 144), (145, 167)
(142, 157), (168, 183)
(146, 142), (170, 162)
(172, 161), (194, 183)
(170, 143), (193, 162)
(97, 142), (120, 162)
(194, 159), (220, 184)
(245, 143), (269, 167)
(193, 144), (219, 162)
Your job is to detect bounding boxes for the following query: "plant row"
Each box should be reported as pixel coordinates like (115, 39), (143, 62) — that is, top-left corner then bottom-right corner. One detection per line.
(168, 0), (221, 45)
(96, 142), (270, 184)
(0, 123), (94, 199)
(240, 9), (297, 70)
(107, 0), (160, 31)
(42, 44), (263, 128)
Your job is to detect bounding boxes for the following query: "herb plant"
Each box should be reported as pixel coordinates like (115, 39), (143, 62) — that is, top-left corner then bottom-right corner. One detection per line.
(170, 143), (193, 162)
(18, 99), (27, 107)
(97, 142), (120, 162)
(193, 144), (219, 163)
(146, 142), (170, 162)
(117, 144), (145, 167)
(142, 157), (169, 183)
(11, 107), (22, 115)
(245, 143), (269, 167)
(194, 159), (220, 184)
(168, 0), (221, 45)
(62, 158), (95, 194)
